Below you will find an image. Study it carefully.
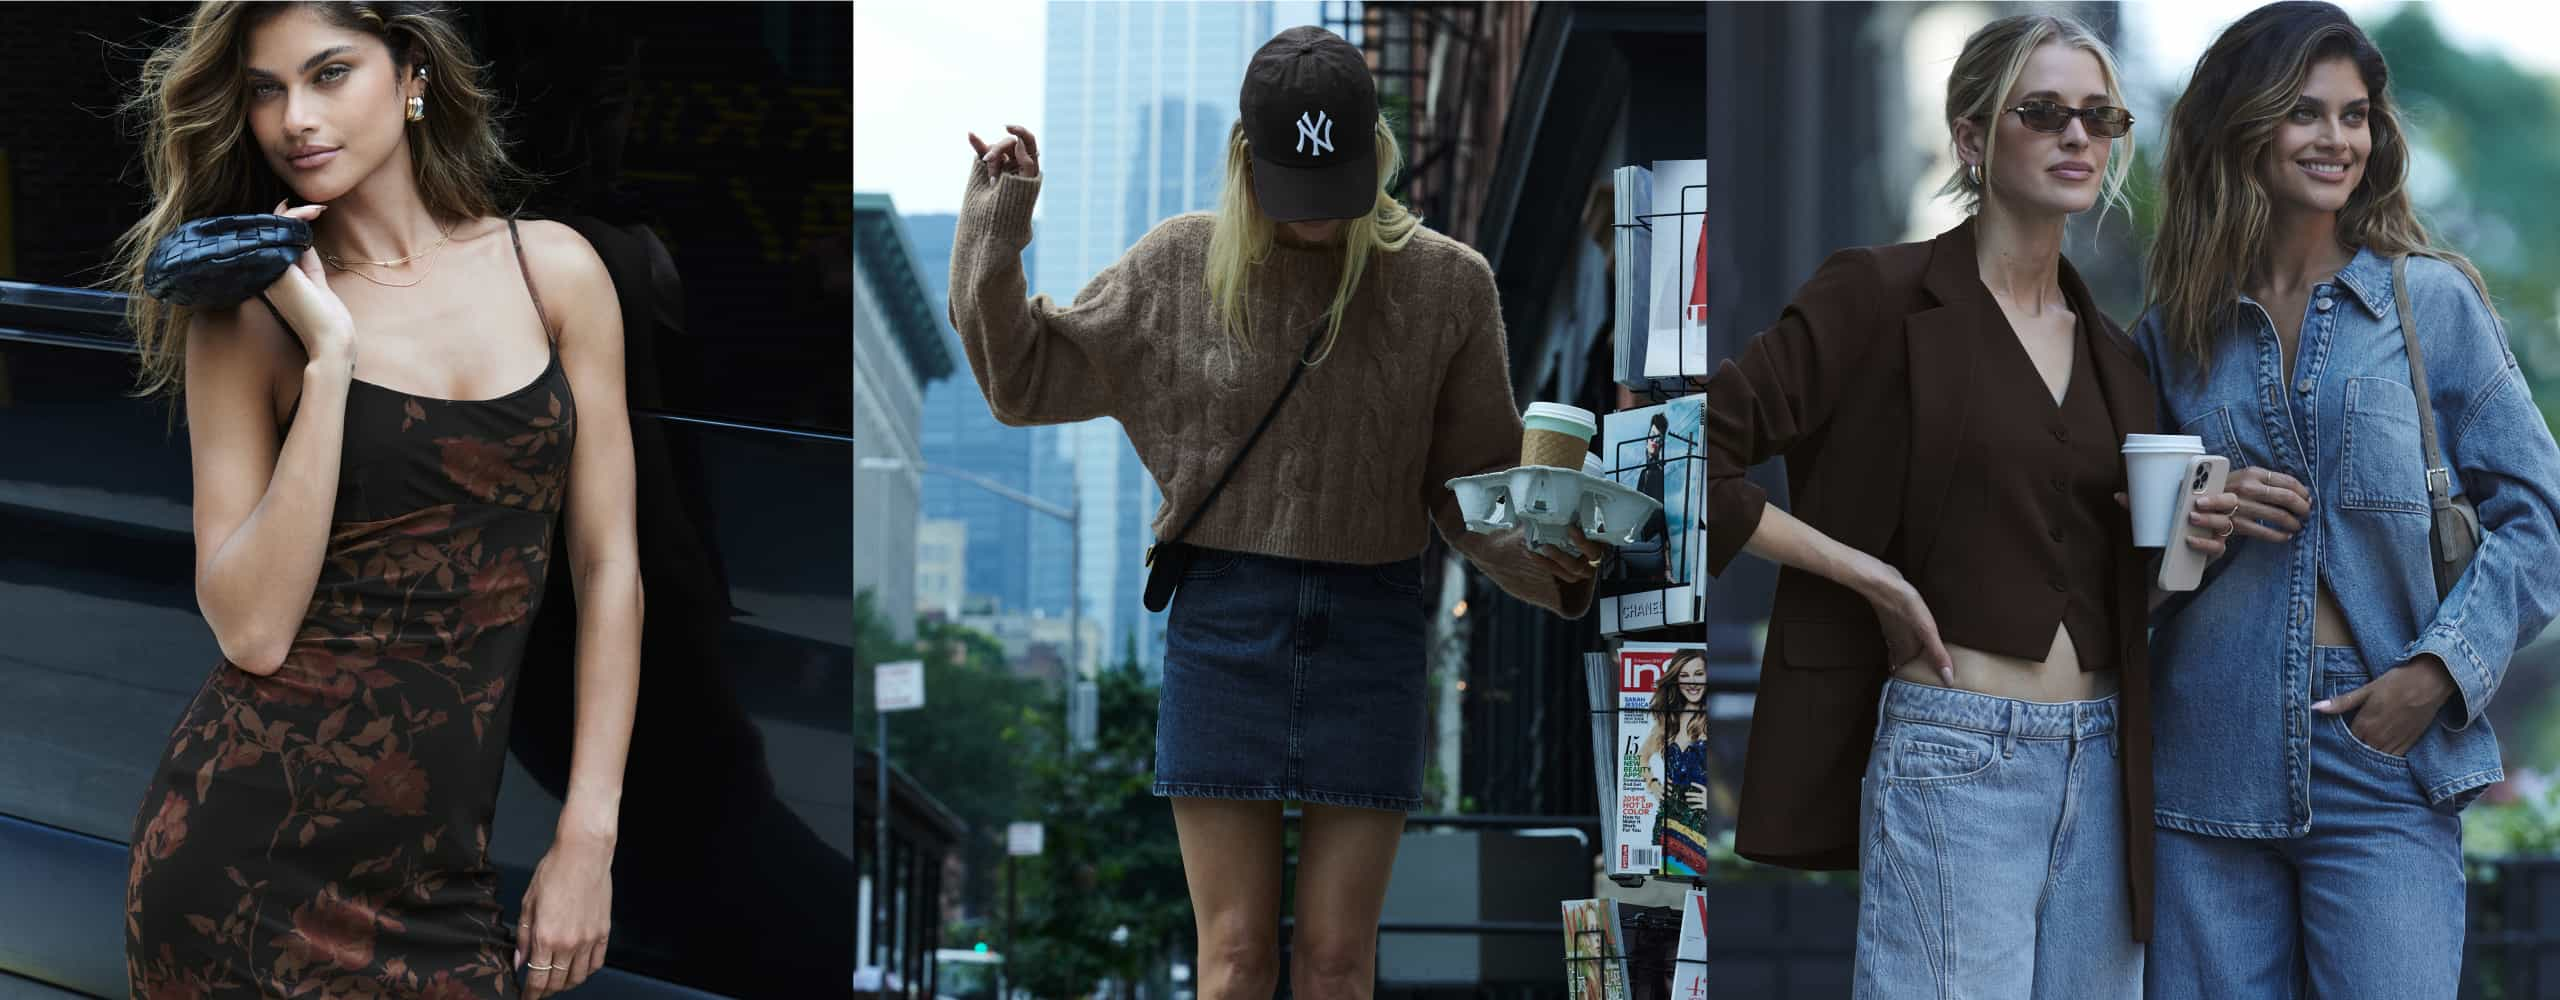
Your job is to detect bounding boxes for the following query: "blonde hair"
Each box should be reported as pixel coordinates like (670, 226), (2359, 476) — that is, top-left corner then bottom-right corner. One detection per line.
(109, 1), (538, 409)
(1203, 115), (1419, 361)
(2146, 1), (2490, 370)
(1939, 13), (2135, 224)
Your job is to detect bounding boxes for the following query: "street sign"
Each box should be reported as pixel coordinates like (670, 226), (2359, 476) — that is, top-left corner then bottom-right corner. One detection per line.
(875, 661), (924, 712)
(1007, 821), (1044, 856)
(1069, 679), (1098, 752)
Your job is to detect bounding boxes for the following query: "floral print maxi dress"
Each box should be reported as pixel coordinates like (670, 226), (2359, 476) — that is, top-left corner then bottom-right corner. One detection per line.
(127, 218), (575, 999)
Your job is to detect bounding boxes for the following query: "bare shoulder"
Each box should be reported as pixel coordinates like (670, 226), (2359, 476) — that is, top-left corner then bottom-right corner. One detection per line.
(183, 298), (304, 416)
(505, 217), (619, 340)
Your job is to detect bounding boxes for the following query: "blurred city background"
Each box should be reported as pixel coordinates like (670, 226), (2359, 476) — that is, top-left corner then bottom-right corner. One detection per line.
(1705, 2), (2560, 996)
(855, 1), (1702, 996)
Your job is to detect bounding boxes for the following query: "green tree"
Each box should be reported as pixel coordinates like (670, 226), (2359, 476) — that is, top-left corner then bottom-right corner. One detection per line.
(2367, 8), (2560, 426)
(1004, 648), (1190, 1000)
(856, 590), (1054, 926)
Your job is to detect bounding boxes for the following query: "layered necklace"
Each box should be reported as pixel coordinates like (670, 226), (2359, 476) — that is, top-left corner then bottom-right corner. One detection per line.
(319, 221), (459, 288)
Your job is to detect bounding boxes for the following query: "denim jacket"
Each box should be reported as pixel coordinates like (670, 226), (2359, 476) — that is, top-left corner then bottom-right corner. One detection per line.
(2134, 247), (2560, 838)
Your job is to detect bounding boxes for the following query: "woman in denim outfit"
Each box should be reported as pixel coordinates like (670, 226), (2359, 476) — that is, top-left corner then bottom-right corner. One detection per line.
(2137, 4), (2560, 996)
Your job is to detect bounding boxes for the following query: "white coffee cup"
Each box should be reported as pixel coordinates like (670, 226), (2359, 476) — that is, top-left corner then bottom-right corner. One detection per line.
(2123, 434), (2207, 547)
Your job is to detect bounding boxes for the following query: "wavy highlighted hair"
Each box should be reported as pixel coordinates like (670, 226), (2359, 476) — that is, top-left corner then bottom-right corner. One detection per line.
(107, 1), (537, 407)
(1202, 115), (1418, 363)
(2145, 1), (2489, 370)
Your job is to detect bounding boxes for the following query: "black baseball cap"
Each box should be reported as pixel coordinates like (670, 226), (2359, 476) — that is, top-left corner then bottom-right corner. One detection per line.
(1239, 26), (1378, 223)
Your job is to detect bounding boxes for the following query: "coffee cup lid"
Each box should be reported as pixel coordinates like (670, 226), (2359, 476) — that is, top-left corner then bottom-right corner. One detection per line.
(1524, 402), (1598, 434)
(2121, 433), (2205, 454)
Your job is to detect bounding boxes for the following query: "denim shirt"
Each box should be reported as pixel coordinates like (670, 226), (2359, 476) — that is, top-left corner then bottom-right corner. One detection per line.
(2134, 247), (2560, 838)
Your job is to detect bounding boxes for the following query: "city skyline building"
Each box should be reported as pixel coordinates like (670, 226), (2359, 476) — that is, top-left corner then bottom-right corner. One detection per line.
(1036, 0), (1276, 680)
(852, 193), (955, 642)
(910, 212), (1076, 619)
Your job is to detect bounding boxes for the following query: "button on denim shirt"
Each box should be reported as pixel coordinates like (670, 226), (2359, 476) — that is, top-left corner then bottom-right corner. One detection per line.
(2134, 248), (2560, 838)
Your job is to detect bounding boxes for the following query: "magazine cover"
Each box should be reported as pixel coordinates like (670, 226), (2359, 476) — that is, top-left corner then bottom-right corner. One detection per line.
(1599, 397), (1705, 634)
(1612, 163), (1659, 391)
(1645, 158), (1707, 379)
(1586, 651), (1619, 837)
(1618, 642), (1711, 878)
(1673, 887), (1708, 999)
(1561, 898), (1631, 1000)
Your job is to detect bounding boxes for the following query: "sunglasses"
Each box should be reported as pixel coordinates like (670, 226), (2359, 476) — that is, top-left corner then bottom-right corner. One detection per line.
(2009, 100), (2134, 138)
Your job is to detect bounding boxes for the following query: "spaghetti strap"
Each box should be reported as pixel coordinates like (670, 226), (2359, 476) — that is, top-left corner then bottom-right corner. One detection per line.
(506, 216), (555, 347)
(253, 292), (295, 337)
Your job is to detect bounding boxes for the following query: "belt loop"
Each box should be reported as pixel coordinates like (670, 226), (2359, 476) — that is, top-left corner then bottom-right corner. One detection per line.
(2001, 701), (2018, 759)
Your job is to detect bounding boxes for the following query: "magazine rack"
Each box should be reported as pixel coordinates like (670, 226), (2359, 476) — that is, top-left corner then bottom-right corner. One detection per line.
(1561, 162), (1716, 998)
(1596, 424), (1703, 637)
(1590, 693), (1716, 891)
(1565, 920), (1710, 996)
(1614, 177), (1709, 402)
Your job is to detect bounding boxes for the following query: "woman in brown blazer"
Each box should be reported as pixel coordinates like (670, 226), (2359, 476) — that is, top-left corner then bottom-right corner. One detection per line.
(1702, 14), (2240, 998)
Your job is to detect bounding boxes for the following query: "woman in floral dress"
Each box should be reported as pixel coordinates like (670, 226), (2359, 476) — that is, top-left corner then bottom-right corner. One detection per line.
(113, 4), (643, 997)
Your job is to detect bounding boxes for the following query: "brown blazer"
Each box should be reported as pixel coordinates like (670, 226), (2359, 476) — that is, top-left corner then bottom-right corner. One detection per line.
(1702, 217), (2160, 940)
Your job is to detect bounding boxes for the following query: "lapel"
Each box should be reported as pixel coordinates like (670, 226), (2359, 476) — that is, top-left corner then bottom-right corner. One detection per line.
(2057, 255), (2158, 664)
(1900, 219), (1989, 574)
(2064, 256), (2154, 456)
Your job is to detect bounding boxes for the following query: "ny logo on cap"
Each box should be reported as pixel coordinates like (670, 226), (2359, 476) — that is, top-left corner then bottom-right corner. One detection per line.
(1295, 111), (1334, 156)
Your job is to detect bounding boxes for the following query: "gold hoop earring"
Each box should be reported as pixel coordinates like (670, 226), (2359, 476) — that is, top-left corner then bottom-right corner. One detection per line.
(405, 65), (429, 123)
(1968, 162), (1982, 187)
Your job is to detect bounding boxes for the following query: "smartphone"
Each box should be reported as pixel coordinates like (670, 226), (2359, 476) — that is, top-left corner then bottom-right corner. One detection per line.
(2157, 455), (2231, 592)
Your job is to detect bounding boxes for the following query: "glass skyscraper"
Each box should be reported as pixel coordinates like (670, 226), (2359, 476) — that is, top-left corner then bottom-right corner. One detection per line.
(1037, 1), (1278, 681)
(910, 212), (1075, 620)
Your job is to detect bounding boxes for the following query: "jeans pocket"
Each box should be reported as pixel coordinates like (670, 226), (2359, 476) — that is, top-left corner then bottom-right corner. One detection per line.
(1371, 558), (1425, 597)
(1880, 723), (1998, 787)
(2330, 709), (2411, 764)
(1182, 547), (1245, 581)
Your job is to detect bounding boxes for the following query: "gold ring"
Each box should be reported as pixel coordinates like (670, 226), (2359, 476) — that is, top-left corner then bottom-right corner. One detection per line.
(2216, 520), (2236, 539)
(528, 962), (557, 971)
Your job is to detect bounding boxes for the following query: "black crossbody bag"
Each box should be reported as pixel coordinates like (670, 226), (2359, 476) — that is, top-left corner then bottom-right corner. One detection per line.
(1141, 319), (1332, 613)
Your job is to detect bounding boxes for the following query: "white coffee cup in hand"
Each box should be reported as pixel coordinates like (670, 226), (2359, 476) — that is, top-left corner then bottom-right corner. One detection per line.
(260, 200), (353, 364)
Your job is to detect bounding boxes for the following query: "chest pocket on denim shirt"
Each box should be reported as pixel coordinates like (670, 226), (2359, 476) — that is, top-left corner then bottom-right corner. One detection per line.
(2178, 406), (2244, 468)
(2340, 376), (2429, 514)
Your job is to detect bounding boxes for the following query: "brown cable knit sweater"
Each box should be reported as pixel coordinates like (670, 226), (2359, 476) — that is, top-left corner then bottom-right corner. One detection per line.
(948, 161), (1593, 619)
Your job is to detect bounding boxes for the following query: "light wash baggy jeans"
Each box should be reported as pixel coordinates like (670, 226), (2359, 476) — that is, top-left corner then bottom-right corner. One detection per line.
(1853, 678), (2143, 999)
(2144, 646), (2466, 1000)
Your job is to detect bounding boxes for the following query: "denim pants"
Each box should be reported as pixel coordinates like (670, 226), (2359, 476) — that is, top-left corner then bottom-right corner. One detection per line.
(1854, 678), (2142, 999)
(2146, 646), (2466, 1000)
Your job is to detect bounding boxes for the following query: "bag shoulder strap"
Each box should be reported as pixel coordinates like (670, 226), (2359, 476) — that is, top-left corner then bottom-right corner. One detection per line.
(1151, 320), (1333, 559)
(2395, 254), (2456, 505)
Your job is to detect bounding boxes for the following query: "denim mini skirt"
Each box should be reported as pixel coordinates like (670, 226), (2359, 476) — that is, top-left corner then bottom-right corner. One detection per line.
(1152, 546), (1430, 812)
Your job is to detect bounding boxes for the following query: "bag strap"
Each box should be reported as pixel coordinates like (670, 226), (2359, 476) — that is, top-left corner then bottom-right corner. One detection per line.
(1147, 319), (1333, 565)
(2394, 255), (2458, 508)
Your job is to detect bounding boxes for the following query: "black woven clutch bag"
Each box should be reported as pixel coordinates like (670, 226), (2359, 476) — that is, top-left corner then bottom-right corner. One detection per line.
(143, 214), (313, 307)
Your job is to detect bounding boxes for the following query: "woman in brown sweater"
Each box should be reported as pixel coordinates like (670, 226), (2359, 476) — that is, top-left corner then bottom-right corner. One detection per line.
(1702, 14), (2241, 998)
(950, 25), (1603, 1000)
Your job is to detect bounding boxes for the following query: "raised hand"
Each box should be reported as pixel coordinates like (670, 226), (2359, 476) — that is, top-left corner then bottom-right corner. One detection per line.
(968, 125), (1041, 178)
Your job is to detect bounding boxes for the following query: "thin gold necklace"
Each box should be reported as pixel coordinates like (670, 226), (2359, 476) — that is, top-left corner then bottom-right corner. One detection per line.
(318, 222), (458, 269)
(327, 261), (429, 288)
(321, 222), (459, 288)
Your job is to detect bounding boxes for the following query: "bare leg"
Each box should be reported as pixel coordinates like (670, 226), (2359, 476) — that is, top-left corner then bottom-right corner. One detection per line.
(1288, 802), (1408, 1000)
(1171, 797), (1287, 999)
